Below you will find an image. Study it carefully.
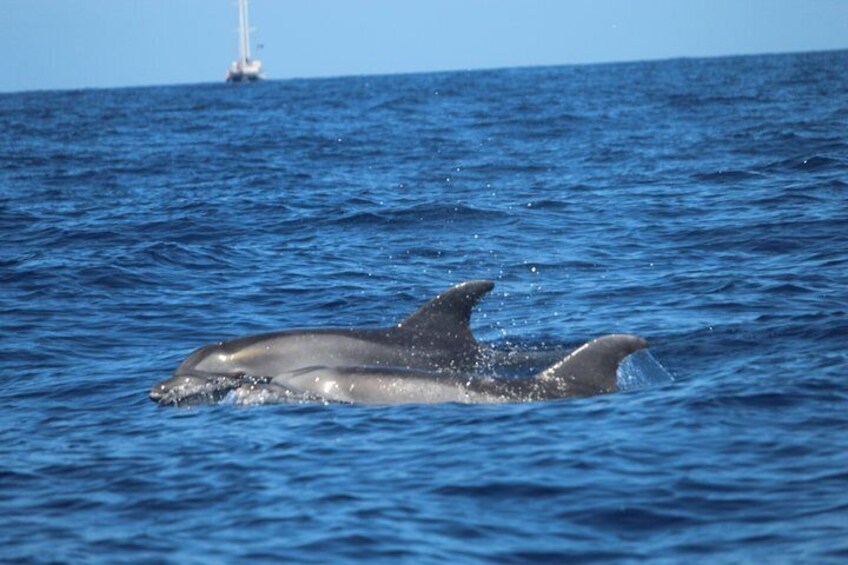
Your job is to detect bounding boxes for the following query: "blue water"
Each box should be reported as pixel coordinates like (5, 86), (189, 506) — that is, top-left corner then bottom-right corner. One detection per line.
(2, 50), (847, 562)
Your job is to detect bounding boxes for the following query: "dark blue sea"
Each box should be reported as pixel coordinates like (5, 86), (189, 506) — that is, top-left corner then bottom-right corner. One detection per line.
(2, 50), (847, 563)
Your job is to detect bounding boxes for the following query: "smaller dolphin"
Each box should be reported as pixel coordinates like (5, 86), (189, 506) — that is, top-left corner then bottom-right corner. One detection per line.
(227, 334), (647, 405)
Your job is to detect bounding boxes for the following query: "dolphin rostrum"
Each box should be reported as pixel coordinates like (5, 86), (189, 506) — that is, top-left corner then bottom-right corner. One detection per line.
(149, 280), (648, 406)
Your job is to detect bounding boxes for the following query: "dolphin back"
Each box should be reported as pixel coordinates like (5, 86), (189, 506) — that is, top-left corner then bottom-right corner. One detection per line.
(535, 334), (648, 397)
(393, 280), (494, 348)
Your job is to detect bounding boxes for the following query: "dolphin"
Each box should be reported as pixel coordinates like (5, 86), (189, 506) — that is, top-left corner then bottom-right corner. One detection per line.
(149, 280), (648, 406)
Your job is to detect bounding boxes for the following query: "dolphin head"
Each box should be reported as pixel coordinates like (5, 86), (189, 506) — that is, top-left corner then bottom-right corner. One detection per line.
(148, 371), (250, 405)
(174, 342), (247, 376)
(149, 342), (251, 405)
(149, 373), (210, 404)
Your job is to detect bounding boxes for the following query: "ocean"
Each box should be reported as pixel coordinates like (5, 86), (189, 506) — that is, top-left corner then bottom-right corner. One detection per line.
(1, 50), (846, 562)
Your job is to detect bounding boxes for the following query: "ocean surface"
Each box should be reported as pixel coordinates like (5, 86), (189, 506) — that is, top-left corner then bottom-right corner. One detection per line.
(2, 50), (847, 563)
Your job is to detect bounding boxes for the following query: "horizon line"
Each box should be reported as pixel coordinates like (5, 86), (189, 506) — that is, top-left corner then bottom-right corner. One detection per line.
(3, 46), (845, 97)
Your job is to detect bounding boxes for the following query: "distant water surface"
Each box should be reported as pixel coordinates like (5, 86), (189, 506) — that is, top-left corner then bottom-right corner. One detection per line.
(1, 50), (847, 562)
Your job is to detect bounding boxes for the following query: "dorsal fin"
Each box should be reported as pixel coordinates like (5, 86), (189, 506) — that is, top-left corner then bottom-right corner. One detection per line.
(394, 280), (494, 345)
(536, 334), (648, 396)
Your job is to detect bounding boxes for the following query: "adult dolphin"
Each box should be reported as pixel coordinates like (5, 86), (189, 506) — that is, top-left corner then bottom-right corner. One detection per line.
(151, 280), (496, 404)
(149, 280), (648, 405)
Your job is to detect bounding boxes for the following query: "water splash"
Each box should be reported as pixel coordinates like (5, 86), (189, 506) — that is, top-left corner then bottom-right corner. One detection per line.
(617, 350), (675, 392)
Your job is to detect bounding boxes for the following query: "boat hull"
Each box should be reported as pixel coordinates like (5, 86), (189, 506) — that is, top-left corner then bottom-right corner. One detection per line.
(226, 72), (262, 83)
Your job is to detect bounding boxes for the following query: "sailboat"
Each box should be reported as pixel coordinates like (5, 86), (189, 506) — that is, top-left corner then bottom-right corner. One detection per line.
(226, 0), (263, 82)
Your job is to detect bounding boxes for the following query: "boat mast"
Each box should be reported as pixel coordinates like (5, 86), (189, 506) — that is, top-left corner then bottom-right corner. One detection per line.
(238, 0), (252, 65)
